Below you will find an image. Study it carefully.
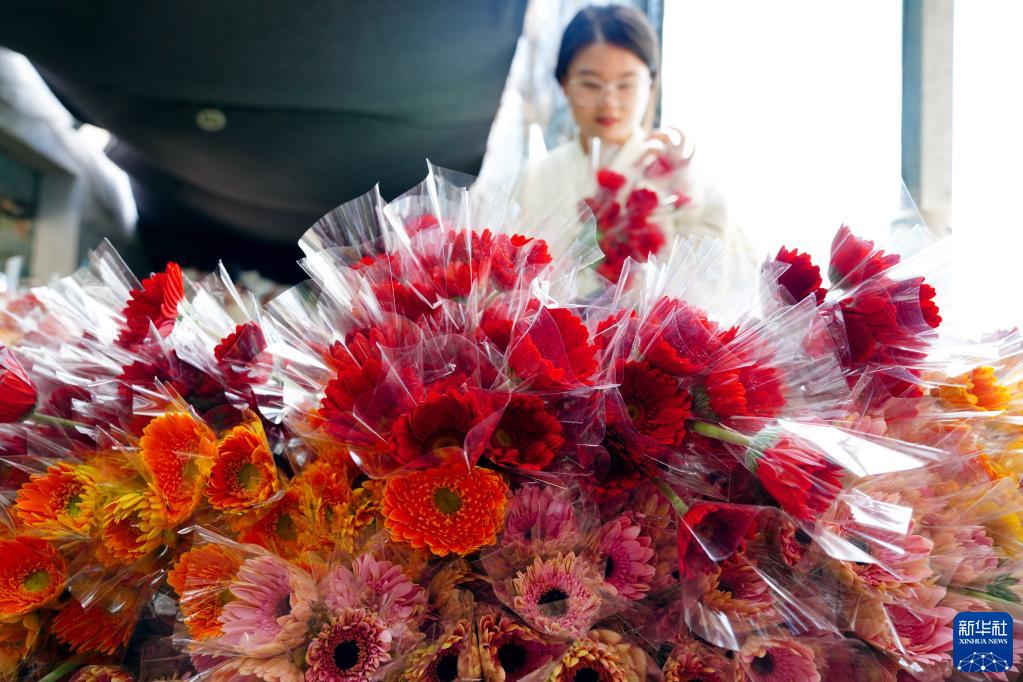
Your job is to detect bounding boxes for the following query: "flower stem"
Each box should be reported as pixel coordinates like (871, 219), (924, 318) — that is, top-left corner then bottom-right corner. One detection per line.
(653, 478), (689, 516)
(38, 654), (88, 682)
(689, 420), (752, 447)
(956, 588), (1021, 609)
(29, 413), (85, 431)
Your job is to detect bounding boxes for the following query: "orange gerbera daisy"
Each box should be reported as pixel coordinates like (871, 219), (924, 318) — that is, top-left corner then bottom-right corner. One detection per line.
(234, 488), (308, 559)
(0, 537), (66, 617)
(206, 423), (279, 511)
(96, 490), (168, 566)
(934, 366), (1013, 411)
(382, 462), (508, 556)
(52, 592), (139, 655)
(15, 462), (98, 537)
(167, 544), (244, 640)
(140, 411), (217, 524)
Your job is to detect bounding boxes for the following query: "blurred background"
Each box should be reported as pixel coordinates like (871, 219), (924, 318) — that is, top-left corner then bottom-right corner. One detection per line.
(0, 0), (1019, 327)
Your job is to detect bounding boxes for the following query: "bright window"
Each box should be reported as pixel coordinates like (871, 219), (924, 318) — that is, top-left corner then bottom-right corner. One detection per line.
(948, 1), (1023, 332)
(661, 1), (904, 261)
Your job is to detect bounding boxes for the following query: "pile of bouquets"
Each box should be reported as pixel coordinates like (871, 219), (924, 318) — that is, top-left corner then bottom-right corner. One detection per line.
(0, 164), (1019, 682)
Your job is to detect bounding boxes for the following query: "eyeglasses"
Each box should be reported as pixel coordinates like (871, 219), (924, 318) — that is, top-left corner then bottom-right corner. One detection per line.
(565, 76), (651, 107)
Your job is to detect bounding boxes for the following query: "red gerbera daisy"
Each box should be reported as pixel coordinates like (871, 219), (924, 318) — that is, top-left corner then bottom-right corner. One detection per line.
(774, 246), (827, 305)
(617, 360), (691, 447)
(214, 321), (268, 388)
(372, 279), (436, 321)
(117, 262), (184, 348)
(737, 365), (786, 417)
(206, 423), (279, 510)
(319, 351), (412, 461)
(508, 308), (598, 389)
(597, 169), (627, 192)
(490, 233), (552, 290)
(626, 187), (660, 217)
(749, 435), (844, 521)
(676, 502), (757, 580)
(392, 389), (482, 467)
(488, 394), (564, 470)
(701, 370), (745, 420)
(702, 365), (786, 420)
(140, 411), (217, 523)
(588, 424), (659, 502)
(382, 462), (508, 556)
(0, 346), (37, 423)
(167, 544), (244, 640)
(829, 225), (901, 286)
(0, 537), (66, 616)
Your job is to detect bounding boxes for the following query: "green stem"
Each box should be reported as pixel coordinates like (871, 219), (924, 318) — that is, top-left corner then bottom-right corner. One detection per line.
(956, 588), (1021, 609)
(690, 420), (752, 447)
(38, 654), (88, 682)
(29, 413), (85, 430)
(653, 478), (690, 516)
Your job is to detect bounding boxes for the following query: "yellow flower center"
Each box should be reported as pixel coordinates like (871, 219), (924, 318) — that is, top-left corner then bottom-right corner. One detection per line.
(493, 429), (514, 448)
(236, 462), (261, 492)
(66, 493), (84, 518)
(429, 435), (462, 452)
(22, 570), (51, 593)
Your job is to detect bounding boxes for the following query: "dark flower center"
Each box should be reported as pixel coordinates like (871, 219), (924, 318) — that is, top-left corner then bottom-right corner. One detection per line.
(333, 638), (361, 671)
(574, 667), (601, 682)
(275, 512), (298, 541)
(434, 487), (463, 515)
(626, 403), (642, 420)
(537, 587), (569, 618)
(498, 641), (527, 672)
(435, 653), (459, 681)
(274, 593), (290, 619)
(604, 556), (616, 579)
(751, 653), (775, 674)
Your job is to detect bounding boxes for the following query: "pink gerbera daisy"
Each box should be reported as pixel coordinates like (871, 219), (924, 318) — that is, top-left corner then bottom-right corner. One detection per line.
(320, 554), (427, 629)
(512, 553), (601, 639)
(479, 613), (562, 681)
(305, 608), (392, 682)
(503, 484), (577, 546)
(218, 554), (317, 656)
(597, 516), (655, 600)
(739, 636), (820, 682)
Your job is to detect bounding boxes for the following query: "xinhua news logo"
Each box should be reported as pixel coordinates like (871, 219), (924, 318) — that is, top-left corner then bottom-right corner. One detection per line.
(953, 612), (1013, 673)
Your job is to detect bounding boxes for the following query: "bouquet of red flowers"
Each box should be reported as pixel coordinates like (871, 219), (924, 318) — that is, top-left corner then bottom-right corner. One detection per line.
(0, 164), (1018, 681)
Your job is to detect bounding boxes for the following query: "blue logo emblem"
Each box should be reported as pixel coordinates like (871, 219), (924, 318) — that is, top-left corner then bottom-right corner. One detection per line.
(954, 612), (1013, 673)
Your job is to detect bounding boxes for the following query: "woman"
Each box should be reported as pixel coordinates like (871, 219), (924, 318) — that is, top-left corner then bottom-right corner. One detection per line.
(517, 5), (754, 284)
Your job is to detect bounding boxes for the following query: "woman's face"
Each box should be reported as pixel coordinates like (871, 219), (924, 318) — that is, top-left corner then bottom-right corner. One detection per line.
(562, 42), (652, 149)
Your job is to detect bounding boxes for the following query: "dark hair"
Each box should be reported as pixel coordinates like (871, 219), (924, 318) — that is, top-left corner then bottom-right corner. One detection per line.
(555, 5), (660, 85)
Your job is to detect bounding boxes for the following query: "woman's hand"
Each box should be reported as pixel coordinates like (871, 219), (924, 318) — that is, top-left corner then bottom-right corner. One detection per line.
(638, 127), (695, 208)
(639, 126), (694, 176)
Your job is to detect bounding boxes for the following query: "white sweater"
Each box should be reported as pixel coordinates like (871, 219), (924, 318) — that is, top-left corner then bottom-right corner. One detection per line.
(515, 128), (757, 288)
